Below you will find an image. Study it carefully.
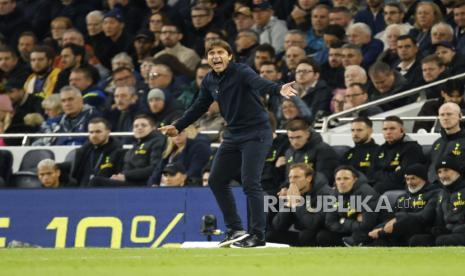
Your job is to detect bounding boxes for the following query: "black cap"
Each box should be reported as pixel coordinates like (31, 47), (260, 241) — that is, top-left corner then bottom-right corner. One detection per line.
(252, 1), (272, 10)
(435, 156), (463, 173)
(163, 163), (186, 175)
(104, 8), (124, 22)
(434, 41), (456, 51)
(4, 79), (24, 91)
(134, 30), (155, 42)
(404, 163), (428, 181)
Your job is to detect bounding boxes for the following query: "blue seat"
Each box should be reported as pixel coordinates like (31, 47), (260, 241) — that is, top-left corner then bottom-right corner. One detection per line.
(18, 149), (55, 172)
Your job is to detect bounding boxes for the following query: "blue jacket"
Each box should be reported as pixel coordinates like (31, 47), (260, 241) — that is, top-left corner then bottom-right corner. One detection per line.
(354, 8), (385, 36)
(174, 62), (282, 135)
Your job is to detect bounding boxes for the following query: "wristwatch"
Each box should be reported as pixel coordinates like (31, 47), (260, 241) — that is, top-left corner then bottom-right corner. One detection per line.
(339, 217), (345, 224)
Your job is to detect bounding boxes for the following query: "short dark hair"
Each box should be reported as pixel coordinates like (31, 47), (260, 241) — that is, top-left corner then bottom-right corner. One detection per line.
(19, 31), (38, 43)
(134, 114), (155, 127)
(205, 39), (233, 57)
(369, 62), (392, 77)
(384, 115), (404, 126)
(112, 66), (134, 76)
(442, 79), (465, 96)
(255, 43), (276, 59)
(71, 67), (93, 80)
(397, 34), (416, 45)
(88, 117), (111, 130)
(259, 61), (280, 72)
(31, 45), (55, 60)
(297, 57), (320, 74)
(334, 165), (359, 178)
(385, 2), (404, 13)
(348, 82), (367, 93)
(61, 43), (85, 59)
(0, 45), (17, 57)
(286, 118), (310, 132)
(352, 116), (373, 128)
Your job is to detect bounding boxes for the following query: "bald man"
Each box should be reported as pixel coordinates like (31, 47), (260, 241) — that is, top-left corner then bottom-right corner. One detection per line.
(428, 102), (465, 184)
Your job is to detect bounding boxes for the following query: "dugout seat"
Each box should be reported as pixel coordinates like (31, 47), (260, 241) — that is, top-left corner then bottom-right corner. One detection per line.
(10, 172), (42, 188)
(332, 145), (351, 160)
(18, 149), (55, 173)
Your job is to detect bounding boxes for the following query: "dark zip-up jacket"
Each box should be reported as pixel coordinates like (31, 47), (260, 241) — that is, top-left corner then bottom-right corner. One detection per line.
(326, 179), (380, 234)
(283, 130), (340, 185)
(429, 129), (465, 184)
(343, 139), (380, 184)
(373, 135), (425, 193)
(72, 137), (124, 187)
(174, 62), (282, 135)
(123, 131), (166, 186)
(435, 177), (465, 234)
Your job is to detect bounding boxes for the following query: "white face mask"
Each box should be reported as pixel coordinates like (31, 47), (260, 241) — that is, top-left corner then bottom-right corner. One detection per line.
(440, 174), (460, 186)
(408, 185), (423, 194)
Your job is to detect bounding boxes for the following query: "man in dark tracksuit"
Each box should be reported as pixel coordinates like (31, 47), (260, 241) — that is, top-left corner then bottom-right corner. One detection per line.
(343, 117), (380, 184)
(91, 115), (166, 187)
(267, 163), (334, 246)
(71, 118), (124, 187)
(317, 166), (379, 246)
(411, 157), (465, 246)
(368, 164), (439, 246)
(372, 116), (425, 193)
(428, 102), (465, 184)
(160, 40), (297, 248)
(281, 119), (340, 187)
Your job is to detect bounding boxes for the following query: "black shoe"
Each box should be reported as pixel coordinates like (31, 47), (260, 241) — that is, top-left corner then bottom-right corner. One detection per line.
(230, 235), (266, 248)
(218, 230), (249, 248)
(342, 236), (363, 247)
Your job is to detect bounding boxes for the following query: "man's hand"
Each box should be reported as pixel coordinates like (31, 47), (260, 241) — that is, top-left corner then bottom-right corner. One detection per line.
(280, 81), (298, 99)
(111, 173), (125, 181)
(275, 156), (286, 167)
(368, 228), (382, 239)
(356, 213), (363, 222)
(158, 125), (179, 137)
(383, 218), (396, 234)
(286, 184), (302, 208)
(290, 6), (307, 24)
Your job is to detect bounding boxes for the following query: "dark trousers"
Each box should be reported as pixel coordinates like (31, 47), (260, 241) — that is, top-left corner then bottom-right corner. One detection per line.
(208, 128), (272, 239)
(410, 233), (465, 246)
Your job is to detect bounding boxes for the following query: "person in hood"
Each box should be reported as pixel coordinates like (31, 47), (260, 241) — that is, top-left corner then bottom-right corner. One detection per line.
(147, 88), (185, 128)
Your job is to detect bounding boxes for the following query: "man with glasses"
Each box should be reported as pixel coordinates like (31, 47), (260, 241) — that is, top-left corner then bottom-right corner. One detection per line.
(154, 22), (200, 71)
(343, 83), (382, 116)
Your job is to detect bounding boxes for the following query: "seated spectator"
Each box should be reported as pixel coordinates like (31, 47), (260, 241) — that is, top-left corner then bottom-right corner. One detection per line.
(316, 165), (379, 246)
(427, 102), (465, 184)
(369, 164), (439, 246)
(294, 58), (332, 123)
(305, 4), (331, 54)
(430, 22), (454, 45)
(313, 24), (346, 66)
(147, 88), (185, 128)
(408, 1), (442, 53)
(132, 30), (155, 70)
(37, 159), (62, 188)
(0, 95), (13, 146)
(346, 22), (384, 69)
(395, 35), (423, 90)
(148, 126), (211, 186)
(251, 1), (288, 54)
(51, 86), (100, 146)
(160, 163), (188, 187)
(368, 62), (408, 111)
(372, 116), (426, 194)
(253, 43), (276, 73)
(195, 101), (225, 141)
(24, 46), (61, 99)
(343, 83), (383, 117)
(281, 46), (306, 82)
(411, 157), (465, 246)
(320, 42), (345, 90)
(72, 118), (123, 187)
(3, 79), (44, 145)
(43, 16), (73, 53)
(413, 79), (465, 133)
(420, 54), (449, 99)
(353, 0), (384, 35)
(234, 30), (259, 66)
(278, 119), (340, 187)
(90, 115), (166, 187)
(341, 43), (363, 68)
(259, 61), (282, 115)
(434, 41), (465, 75)
(267, 163), (334, 246)
(329, 7), (353, 30)
(0, 45), (31, 85)
(145, 11), (167, 55)
(377, 24), (406, 67)
(32, 95), (63, 146)
(17, 32), (37, 65)
(68, 67), (107, 110)
(277, 97), (312, 129)
(154, 21), (201, 72)
(178, 64), (211, 109)
(375, 2), (412, 42)
(104, 86), (139, 134)
(342, 117), (380, 183)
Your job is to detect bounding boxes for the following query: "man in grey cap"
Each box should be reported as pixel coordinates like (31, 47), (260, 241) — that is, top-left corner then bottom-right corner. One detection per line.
(147, 88), (184, 128)
(410, 156), (465, 246)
